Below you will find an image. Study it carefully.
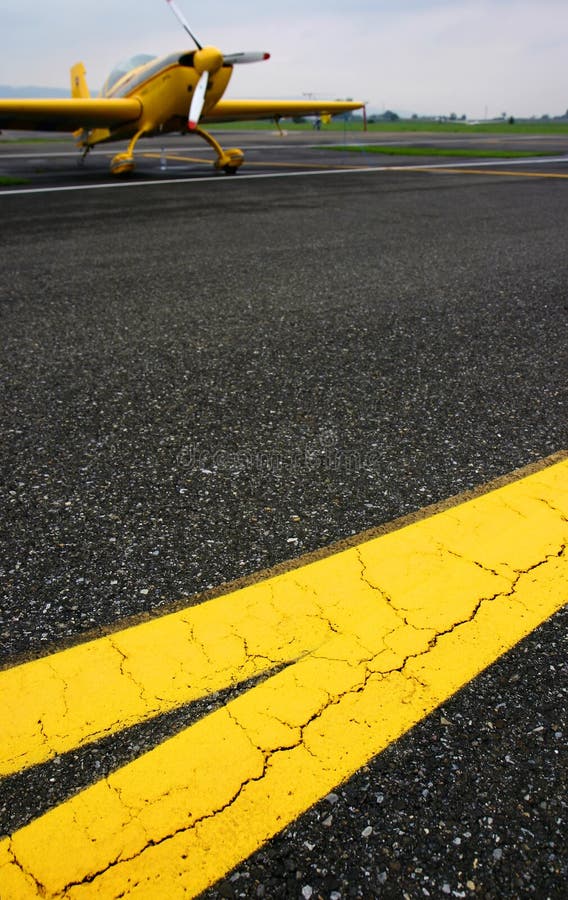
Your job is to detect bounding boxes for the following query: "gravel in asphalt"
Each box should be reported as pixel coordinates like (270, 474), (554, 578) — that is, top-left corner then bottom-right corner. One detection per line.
(0, 157), (566, 896)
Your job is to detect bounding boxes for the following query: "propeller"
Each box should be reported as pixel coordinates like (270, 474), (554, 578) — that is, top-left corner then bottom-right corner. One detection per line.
(164, 0), (270, 131)
(188, 69), (209, 131)
(165, 0), (202, 49)
(225, 52), (271, 65)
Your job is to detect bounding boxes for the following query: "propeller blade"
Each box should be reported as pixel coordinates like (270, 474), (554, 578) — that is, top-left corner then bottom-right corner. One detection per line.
(224, 52), (271, 65)
(165, 0), (202, 50)
(188, 70), (208, 130)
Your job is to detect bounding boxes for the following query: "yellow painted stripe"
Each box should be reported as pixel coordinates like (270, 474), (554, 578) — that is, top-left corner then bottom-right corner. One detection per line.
(141, 152), (371, 170)
(141, 152), (214, 164)
(422, 167), (568, 179)
(0, 456), (566, 897)
(241, 160), (373, 170)
(2, 451), (559, 781)
(141, 155), (568, 177)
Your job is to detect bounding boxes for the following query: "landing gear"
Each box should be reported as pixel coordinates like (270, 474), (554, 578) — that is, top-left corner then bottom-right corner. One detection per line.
(106, 125), (244, 177)
(194, 127), (244, 174)
(221, 149), (244, 175)
(110, 152), (136, 176)
(110, 128), (148, 177)
(78, 145), (91, 168)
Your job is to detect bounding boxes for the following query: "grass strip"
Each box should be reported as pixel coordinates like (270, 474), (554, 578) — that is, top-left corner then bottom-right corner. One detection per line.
(0, 137), (65, 144)
(208, 119), (568, 135)
(319, 145), (559, 159)
(0, 175), (31, 185)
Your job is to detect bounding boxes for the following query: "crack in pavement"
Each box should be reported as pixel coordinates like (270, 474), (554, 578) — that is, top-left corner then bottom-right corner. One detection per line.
(6, 544), (565, 897)
(0, 660), (296, 838)
(0, 457), (566, 897)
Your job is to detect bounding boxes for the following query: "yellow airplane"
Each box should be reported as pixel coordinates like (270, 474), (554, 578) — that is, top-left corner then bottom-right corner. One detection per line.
(0, 0), (363, 176)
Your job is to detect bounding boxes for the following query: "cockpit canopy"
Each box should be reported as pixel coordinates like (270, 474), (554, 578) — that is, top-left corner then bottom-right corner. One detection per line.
(102, 54), (156, 95)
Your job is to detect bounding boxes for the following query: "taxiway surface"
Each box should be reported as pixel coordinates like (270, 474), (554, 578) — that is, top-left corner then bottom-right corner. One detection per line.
(1, 131), (567, 898)
(1, 127), (568, 186)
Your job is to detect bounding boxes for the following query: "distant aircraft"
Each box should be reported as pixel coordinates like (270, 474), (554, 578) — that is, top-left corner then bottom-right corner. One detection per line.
(0, 0), (363, 175)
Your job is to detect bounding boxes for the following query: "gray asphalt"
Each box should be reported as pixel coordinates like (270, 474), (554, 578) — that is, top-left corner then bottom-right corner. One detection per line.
(1, 127), (568, 184)
(0, 134), (567, 897)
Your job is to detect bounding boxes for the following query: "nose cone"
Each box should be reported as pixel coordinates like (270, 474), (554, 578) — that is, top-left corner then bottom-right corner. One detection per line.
(194, 46), (224, 75)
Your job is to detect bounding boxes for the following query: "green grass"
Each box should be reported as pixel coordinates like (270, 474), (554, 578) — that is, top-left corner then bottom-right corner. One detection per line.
(209, 118), (568, 135)
(0, 175), (30, 185)
(2, 118), (568, 138)
(358, 120), (568, 135)
(0, 137), (65, 144)
(320, 145), (559, 159)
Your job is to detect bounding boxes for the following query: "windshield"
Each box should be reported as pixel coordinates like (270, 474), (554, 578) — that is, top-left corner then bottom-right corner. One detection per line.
(102, 54), (156, 95)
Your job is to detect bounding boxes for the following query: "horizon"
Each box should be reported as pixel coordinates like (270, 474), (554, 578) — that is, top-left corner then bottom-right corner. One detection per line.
(1, 1), (568, 120)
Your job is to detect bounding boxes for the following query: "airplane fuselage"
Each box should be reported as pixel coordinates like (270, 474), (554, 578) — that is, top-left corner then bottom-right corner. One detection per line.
(88, 50), (233, 146)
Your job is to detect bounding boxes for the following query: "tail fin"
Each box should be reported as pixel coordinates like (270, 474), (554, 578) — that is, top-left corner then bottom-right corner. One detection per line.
(71, 62), (90, 99)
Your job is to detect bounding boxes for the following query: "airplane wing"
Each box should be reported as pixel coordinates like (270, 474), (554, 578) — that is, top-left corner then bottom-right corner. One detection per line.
(0, 98), (141, 132)
(204, 99), (363, 123)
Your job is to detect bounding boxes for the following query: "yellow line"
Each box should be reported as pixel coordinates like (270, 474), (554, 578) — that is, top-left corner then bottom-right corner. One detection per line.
(141, 152), (371, 171)
(141, 152), (568, 177)
(141, 152), (212, 165)
(0, 456), (567, 897)
(244, 160), (372, 170)
(422, 167), (568, 179)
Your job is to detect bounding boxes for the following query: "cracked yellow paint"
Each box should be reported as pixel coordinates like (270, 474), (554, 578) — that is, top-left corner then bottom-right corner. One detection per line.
(0, 455), (567, 898)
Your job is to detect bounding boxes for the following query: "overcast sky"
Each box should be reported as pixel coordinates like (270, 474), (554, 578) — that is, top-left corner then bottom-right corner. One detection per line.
(1, 0), (567, 117)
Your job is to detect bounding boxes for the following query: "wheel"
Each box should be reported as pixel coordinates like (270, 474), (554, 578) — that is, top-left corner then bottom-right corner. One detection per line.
(110, 153), (135, 176)
(223, 164), (239, 175)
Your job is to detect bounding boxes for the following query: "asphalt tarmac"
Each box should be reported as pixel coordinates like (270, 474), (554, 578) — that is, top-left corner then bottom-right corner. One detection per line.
(1, 127), (567, 185)
(0, 132), (567, 897)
